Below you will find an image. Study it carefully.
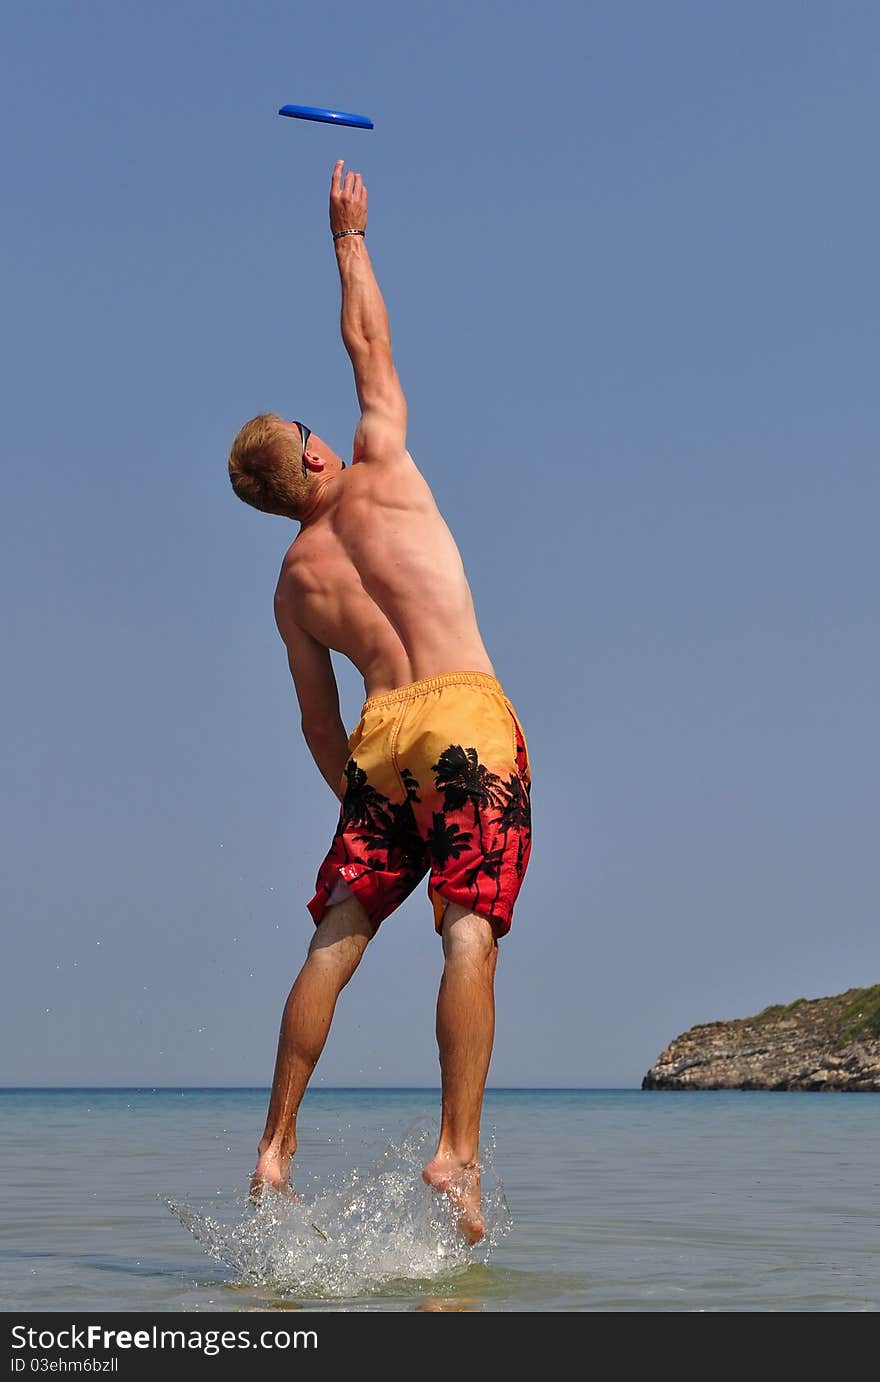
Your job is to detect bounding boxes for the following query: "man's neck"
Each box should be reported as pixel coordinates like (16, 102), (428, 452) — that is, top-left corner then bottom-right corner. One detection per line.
(298, 466), (346, 526)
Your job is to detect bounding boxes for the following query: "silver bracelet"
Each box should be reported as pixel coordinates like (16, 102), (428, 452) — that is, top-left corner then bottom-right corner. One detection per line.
(333, 228), (365, 241)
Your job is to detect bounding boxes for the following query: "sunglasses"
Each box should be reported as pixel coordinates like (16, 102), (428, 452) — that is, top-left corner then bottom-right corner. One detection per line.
(293, 420), (312, 480)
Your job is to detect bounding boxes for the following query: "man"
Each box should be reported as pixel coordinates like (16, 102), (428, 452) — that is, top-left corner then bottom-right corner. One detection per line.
(228, 161), (532, 1244)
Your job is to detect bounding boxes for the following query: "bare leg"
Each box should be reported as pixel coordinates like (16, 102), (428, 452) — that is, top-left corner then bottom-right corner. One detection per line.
(422, 902), (499, 1243)
(251, 893), (372, 1197)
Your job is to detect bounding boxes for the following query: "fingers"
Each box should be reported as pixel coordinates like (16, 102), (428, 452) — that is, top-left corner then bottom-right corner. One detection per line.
(345, 172), (366, 198)
(331, 161), (366, 200)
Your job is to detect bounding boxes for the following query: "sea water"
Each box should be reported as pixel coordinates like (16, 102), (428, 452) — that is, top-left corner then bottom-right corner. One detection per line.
(2, 1088), (879, 1312)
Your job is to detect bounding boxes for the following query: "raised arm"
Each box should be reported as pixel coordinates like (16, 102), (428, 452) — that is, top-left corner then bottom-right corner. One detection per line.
(329, 160), (407, 464)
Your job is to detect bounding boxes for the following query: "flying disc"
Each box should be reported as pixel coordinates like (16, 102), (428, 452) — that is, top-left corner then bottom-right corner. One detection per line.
(279, 104), (374, 130)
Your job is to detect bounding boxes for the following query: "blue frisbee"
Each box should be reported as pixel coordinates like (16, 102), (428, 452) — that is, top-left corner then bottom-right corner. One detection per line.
(279, 104), (374, 130)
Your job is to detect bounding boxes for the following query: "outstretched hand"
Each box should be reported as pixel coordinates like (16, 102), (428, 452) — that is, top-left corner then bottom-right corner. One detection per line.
(330, 160), (368, 236)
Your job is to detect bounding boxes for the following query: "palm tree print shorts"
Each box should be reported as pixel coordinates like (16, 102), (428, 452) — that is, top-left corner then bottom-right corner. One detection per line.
(307, 671), (532, 937)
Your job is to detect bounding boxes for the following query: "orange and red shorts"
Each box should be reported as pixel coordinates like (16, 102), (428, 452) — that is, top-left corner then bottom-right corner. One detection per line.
(307, 671), (532, 937)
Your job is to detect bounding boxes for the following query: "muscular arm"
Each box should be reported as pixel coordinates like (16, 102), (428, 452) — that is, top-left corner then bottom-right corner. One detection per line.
(330, 161), (407, 463)
(274, 589), (349, 798)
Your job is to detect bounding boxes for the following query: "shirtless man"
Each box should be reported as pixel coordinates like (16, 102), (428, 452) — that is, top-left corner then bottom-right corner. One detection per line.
(228, 161), (532, 1243)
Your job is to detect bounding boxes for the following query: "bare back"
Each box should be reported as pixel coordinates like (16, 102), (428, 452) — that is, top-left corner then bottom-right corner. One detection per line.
(277, 452), (494, 698)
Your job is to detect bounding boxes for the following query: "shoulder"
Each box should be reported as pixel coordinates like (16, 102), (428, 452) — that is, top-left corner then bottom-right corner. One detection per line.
(275, 537), (301, 593)
(274, 540), (306, 633)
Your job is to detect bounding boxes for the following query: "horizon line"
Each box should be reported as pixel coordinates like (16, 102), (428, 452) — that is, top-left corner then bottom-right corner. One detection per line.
(0, 1084), (640, 1092)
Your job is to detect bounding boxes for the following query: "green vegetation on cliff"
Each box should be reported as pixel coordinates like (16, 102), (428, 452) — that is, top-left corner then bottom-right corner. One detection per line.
(838, 985), (880, 1043)
(750, 985), (880, 1047)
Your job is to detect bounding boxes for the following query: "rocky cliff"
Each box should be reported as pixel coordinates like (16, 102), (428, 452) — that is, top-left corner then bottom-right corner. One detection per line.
(643, 985), (880, 1091)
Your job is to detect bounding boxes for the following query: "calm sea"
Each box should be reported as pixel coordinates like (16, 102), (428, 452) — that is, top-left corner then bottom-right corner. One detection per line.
(2, 1088), (878, 1312)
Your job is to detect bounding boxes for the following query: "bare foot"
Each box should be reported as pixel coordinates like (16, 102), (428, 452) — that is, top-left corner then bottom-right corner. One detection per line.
(422, 1153), (485, 1244)
(249, 1149), (297, 1204)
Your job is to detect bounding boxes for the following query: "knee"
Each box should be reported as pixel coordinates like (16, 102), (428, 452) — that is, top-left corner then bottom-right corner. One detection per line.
(441, 908), (498, 976)
(308, 930), (369, 979)
(307, 914), (372, 981)
(326, 938), (366, 975)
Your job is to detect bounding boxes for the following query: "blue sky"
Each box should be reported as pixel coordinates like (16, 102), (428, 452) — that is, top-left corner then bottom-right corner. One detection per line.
(2, 1), (878, 1087)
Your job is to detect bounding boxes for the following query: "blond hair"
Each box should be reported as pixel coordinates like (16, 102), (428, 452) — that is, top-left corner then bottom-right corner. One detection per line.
(228, 413), (310, 519)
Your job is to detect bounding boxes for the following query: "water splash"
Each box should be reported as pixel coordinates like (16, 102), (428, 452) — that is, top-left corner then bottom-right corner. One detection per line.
(167, 1120), (510, 1299)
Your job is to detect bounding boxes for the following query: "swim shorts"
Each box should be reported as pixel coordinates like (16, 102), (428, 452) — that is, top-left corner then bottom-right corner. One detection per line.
(307, 671), (532, 937)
